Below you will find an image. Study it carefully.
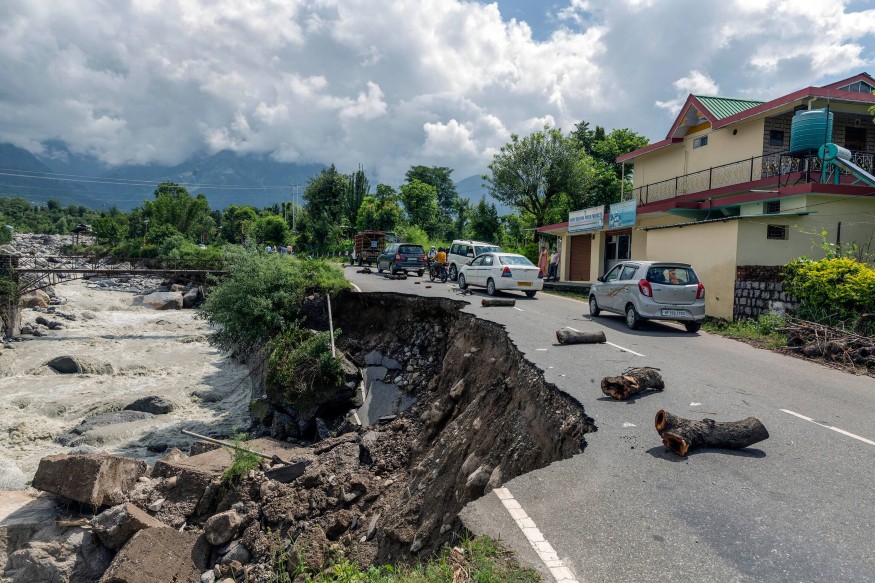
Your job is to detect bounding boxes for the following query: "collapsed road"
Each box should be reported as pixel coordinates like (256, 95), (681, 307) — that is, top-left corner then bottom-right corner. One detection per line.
(346, 268), (875, 583)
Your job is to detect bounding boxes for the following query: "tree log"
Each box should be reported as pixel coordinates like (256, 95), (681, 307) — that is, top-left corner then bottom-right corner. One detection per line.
(556, 330), (606, 345)
(600, 367), (664, 400)
(654, 409), (769, 456)
(481, 299), (515, 307)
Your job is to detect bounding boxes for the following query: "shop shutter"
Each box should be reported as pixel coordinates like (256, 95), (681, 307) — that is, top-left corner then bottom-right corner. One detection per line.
(569, 235), (591, 281)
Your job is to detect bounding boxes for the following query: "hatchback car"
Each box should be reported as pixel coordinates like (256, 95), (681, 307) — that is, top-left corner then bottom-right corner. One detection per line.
(457, 252), (544, 297)
(447, 240), (501, 281)
(589, 261), (705, 332)
(376, 243), (426, 276)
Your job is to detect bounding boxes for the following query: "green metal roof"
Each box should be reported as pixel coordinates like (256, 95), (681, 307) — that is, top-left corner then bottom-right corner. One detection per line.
(694, 96), (765, 120)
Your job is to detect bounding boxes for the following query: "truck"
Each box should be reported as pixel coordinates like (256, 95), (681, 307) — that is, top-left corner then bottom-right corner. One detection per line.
(351, 231), (397, 266)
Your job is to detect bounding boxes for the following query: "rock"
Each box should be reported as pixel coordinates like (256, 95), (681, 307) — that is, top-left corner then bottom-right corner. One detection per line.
(43, 285), (56, 297)
(189, 440), (221, 456)
(292, 527), (328, 570)
(201, 571), (216, 583)
(147, 498), (165, 512)
(20, 290), (50, 309)
(315, 417), (331, 441)
(219, 539), (251, 565)
(170, 284), (185, 292)
(47, 321), (63, 330)
(68, 444), (105, 455)
(82, 311), (97, 320)
(366, 513), (381, 540)
(32, 328), (46, 337)
(363, 350), (383, 366)
(204, 510), (243, 546)
(183, 287), (200, 309)
(92, 503), (168, 550)
(0, 456), (27, 490)
(264, 461), (309, 484)
(57, 411), (155, 446)
(46, 355), (113, 375)
(465, 465), (491, 499)
(98, 528), (209, 583)
(35, 316), (51, 327)
(124, 396), (175, 415)
(487, 465), (503, 489)
(19, 325), (34, 335)
(31, 454), (148, 507)
(136, 291), (184, 310)
(381, 356), (402, 370)
(449, 379), (465, 400)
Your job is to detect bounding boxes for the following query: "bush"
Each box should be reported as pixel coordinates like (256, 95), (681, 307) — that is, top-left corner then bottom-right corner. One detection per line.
(395, 225), (429, 247)
(784, 257), (875, 334)
(267, 327), (344, 409)
(200, 250), (350, 353)
(221, 432), (261, 487)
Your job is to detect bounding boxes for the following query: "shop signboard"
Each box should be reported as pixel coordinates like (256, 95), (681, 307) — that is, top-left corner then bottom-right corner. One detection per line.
(608, 199), (637, 229)
(568, 206), (604, 233)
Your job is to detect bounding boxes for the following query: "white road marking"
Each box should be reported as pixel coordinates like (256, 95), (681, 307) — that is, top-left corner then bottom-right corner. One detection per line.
(536, 348), (548, 351)
(513, 306), (525, 311)
(565, 326), (580, 332)
(623, 422), (636, 427)
(690, 402), (701, 406)
(780, 409), (875, 446)
(493, 488), (580, 583)
(604, 341), (645, 357)
(350, 283), (362, 293)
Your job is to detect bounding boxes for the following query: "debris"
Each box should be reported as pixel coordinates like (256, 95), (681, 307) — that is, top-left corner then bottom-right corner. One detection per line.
(654, 409), (769, 456)
(357, 267), (372, 274)
(481, 298), (515, 307)
(264, 460), (309, 483)
(92, 503), (168, 550)
(782, 319), (875, 371)
(31, 454), (148, 507)
(601, 367), (664, 400)
(555, 329), (607, 344)
(98, 527), (208, 583)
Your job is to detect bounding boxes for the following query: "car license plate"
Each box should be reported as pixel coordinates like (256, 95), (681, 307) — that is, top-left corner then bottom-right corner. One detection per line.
(517, 282), (532, 287)
(661, 309), (687, 317)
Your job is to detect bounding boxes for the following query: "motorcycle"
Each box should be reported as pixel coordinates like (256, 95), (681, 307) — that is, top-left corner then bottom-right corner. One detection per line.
(428, 260), (448, 283)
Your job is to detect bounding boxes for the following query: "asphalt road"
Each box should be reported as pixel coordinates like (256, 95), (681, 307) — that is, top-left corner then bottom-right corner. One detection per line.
(344, 267), (875, 583)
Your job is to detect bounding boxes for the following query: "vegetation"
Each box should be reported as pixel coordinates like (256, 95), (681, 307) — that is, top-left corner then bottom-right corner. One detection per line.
(702, 314), (788, 348)
(221, 432), (261, 487)
(0, 197), (100, 236)
(268, 328), (345, 408)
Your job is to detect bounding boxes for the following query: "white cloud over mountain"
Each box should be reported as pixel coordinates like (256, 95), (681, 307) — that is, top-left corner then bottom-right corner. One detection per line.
(0, 0), (873, 184)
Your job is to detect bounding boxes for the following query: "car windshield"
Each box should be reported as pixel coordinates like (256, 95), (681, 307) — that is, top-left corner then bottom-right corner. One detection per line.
(475, 245), (501, 255)
(399, 245), (423, 255)
(646, 266), (699, 285)
(498, 255), (534, 266)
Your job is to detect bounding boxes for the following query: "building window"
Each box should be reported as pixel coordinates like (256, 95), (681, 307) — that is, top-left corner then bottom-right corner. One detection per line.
(764, 200), (781, 214)
(767, 224), (788, 240)
(838, 81), (875, 93)
(769, 130), (784, 147)
(692, 136), (708, 149)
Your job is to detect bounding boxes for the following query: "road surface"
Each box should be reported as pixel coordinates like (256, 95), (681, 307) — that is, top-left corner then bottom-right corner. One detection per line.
(344, 268), (875, 583)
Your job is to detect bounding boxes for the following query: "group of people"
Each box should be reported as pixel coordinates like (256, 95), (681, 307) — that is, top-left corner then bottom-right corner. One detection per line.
(264, 244), (294, 255)
(538, 243), (561, 282)
(427, 245), (447, 265)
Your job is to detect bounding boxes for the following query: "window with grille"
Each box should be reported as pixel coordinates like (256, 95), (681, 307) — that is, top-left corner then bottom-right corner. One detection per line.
(767, 224), (788, 240)
(692, 136), (708, 148)
(769, 130), (784, 147)
(764, 200), (781, 214)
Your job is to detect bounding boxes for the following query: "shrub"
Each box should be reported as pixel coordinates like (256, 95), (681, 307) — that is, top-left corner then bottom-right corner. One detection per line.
(784, 257), (875, 334)
(221, 432), (261, 487)
(267, 327), (344, 409)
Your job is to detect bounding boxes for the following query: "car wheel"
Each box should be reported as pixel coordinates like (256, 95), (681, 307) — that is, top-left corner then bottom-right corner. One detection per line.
(486, 278), (497, 296)
(589, 296), (601, 317)
(377, 263), (384, 274)
(458, 273), (468, 290)
(449, 264), (458, 281)
(389, 262), (396, 275)
(685, 321), (702, 333)
(418, 270), (424, 277)
(525, 290), (537, 298)
(625, 304), (640, 330)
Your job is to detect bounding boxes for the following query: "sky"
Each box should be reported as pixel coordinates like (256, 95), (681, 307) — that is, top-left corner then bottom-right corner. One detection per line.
(1, 0), (874, 185)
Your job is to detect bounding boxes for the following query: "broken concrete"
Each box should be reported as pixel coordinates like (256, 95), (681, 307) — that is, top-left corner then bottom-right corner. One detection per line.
(31, 454), (148, 507)
(92, 503), (168, 550)
(98, 528), (209, 583)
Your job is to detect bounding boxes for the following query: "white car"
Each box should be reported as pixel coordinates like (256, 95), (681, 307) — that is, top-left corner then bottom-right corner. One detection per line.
(457, 252), (544, 297)
(447, 239), (501, 281)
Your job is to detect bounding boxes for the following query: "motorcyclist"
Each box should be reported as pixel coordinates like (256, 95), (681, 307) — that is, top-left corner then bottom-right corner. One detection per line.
(428, 246), (437, 261)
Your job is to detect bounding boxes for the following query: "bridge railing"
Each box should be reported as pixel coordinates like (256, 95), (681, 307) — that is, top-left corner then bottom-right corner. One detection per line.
(14, 256), (226, 272)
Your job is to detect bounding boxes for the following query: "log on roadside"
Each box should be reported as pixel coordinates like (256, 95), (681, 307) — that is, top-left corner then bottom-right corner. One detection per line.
(654, 409), (769, 457)
(481, 298), (515, 307)
(600, 367), (664, 400)
(556, 329), (607, 345)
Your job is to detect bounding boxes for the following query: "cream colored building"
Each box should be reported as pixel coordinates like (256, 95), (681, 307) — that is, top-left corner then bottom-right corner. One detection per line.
(539, 73), (875, 319)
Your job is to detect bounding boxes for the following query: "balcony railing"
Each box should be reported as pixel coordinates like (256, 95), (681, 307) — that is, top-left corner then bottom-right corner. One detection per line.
(628, 150), (875, 205)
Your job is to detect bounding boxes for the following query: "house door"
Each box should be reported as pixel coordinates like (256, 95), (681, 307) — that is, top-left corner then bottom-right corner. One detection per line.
(569, 235), (591, 281)
(604, 231), (631, 273)
(845, 127), (867, 152)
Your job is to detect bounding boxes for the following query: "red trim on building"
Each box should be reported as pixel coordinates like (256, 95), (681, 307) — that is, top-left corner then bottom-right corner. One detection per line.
(821, 72), (875, 90)
(537, 221), (569, 233)
(664, 96), (719, 140)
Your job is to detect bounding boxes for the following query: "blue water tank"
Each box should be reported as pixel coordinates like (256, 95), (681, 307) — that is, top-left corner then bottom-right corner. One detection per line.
(789, 108), (833, 155)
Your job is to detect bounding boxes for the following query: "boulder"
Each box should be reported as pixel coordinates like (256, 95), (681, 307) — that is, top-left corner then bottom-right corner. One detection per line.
(204, 510), (243, 546)
(0, 456), (27, 490)
(46, 355), (113, 375)
(57, 411), (155, 446)
(264, 461), (309, 484)
(124, 396), (175, 415)
(137, 292), (183, 310)
(99, 528), (209, 583)
(182, 287), (200, 309)
(219, 539), (251, 565)
(31, 454), (148, 507)
(20, 290), (50, 309)
(92, 503), (168, 550)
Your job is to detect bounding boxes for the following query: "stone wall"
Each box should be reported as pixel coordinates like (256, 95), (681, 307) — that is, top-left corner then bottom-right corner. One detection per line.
(733, 265), (798, 321)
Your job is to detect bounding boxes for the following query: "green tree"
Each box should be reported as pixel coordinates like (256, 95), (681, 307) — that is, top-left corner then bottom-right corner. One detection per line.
(484, 126), (583, 227)
(356, 194), (402, 232)
(304, 165), (349, 247)
(92, 210), (130, 245)
(342, 166), (369, 232)
(404, 166), (460, 215)
(399, 179), (440, 236)
(469, 197), (501, 243)
(453, 198), (472, 239)
(221, 205), (259, 244)
(142, 182), (212, 240)
(255, 214), (290, 246)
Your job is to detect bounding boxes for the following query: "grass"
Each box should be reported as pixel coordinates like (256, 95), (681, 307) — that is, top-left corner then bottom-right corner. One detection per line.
(221, 432), (261, 487)
(276, 535), (541, 582)
(701, 313), (788, 349)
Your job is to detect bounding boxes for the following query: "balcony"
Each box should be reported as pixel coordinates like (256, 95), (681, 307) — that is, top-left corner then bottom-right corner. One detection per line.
(627, 150), (875, 206)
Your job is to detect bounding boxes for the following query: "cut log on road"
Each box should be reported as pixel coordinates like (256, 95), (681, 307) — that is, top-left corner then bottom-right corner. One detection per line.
(481, 298), (515, 307)
(601, 367), (664, 400)
(556, 329), (606, 345)
(654, 409), (769, 457)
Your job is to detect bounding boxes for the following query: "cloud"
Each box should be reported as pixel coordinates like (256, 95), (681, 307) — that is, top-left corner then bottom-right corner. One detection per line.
(0, 0), (873, 184)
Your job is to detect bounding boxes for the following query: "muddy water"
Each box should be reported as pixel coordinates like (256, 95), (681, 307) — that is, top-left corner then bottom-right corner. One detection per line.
(0, 280), (251, 480)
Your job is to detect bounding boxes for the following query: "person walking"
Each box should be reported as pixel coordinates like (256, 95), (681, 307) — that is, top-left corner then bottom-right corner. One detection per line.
(549, 246), (560, 281)
(538, 244), (549, 277)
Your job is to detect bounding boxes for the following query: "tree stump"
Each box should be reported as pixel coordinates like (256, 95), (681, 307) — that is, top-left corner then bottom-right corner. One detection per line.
(654, 409), (769, 456)
(601, 367), (664, 400)
(556, 330), (606, 345)
(481, 299), (515, 307)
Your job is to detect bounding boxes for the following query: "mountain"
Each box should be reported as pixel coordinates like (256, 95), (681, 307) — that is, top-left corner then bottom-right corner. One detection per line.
(455, 174), (512, 216)
(0, 143), (99, 207)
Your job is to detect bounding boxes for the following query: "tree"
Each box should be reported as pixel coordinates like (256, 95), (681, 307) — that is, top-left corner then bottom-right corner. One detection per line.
(304, 165), (349, 247)
(142, 182), (212, 240)
(92, 210), (129, 245)
(469, 197), (500, 243)
(221, 205), (259, 244)
(399, 179), (440, 236)
(256, 214), (290, 246)
(484, 126), (583, 227)
(342, 166), (369, 232)
(405, 166), (459, 213)
(453, 198), (472, 240)
(356, 188), (402, 232)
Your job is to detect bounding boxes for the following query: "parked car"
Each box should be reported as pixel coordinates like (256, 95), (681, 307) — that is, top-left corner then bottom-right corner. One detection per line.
(457, 252), (544, 297)
(588, 261), (705, 332)
(447, 239), (501, 281)
(376, 243), (426, 276)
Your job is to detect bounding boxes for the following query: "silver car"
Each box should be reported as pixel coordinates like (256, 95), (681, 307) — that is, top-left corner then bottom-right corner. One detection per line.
(588, 261), (706, 332)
